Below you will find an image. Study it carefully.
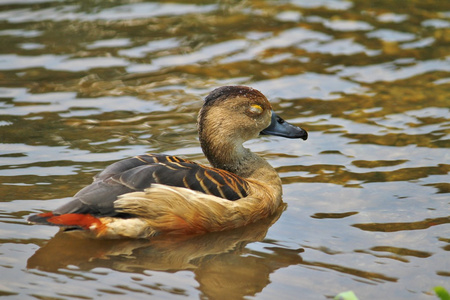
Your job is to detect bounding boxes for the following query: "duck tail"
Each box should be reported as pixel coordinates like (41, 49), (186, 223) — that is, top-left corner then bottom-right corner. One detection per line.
(28, 212), (56, 226)
(28, 212), (104, 231)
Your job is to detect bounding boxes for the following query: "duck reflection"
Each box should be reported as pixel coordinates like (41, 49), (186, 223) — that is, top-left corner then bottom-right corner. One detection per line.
(28, 204), (304, 299)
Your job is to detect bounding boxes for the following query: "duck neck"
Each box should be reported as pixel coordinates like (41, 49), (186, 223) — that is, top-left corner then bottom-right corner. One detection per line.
(200, 132), (277, 181)
(199, 124), (283, 203)
(203, 139), (254, 177)
(208, 139), (282, 199)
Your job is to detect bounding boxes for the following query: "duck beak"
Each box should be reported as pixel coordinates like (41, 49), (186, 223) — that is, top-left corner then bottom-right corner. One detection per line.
(260, 111), (308, 140)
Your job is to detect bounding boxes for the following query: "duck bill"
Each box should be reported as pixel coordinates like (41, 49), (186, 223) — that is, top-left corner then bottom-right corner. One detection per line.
(260, 111), (308, 140)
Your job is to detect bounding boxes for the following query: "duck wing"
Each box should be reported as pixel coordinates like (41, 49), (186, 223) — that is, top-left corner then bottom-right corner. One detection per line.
(50, 154), (249, 217)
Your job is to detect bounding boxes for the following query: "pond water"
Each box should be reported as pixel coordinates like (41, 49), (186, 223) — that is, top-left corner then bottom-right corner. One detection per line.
(0, 0), (449, 299)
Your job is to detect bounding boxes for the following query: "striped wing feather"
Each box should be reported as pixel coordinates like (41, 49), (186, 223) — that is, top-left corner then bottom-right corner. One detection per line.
(52, 154), (249, 217)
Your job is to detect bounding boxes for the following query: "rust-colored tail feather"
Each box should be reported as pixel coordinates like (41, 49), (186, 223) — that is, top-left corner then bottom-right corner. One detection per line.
(28, 212), (103, 231)
(28, 212), (57, 226)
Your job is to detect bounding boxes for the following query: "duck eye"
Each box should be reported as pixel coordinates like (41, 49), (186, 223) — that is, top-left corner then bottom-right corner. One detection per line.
(248, 104), (263, 115)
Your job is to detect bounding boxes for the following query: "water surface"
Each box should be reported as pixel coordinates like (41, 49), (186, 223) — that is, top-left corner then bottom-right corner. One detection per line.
(0, 0), (449, 299)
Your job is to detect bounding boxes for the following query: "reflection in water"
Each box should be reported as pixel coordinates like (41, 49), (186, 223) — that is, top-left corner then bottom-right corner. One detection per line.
(28, 205), (304, 299)
(28, 205), (286, 272)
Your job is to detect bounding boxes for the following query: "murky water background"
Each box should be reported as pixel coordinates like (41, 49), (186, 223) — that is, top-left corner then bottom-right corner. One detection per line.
(0, 0), (449, 299)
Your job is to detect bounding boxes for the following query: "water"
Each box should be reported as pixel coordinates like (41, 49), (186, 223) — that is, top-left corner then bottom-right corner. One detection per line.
(0, 0), (449, 299)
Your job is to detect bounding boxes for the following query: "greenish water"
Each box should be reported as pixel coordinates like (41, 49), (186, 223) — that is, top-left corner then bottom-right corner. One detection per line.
(0, 0), (449, 299)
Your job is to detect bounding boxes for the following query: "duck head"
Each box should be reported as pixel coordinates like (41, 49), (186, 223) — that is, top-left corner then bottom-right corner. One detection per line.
(198, 86), (307, 170)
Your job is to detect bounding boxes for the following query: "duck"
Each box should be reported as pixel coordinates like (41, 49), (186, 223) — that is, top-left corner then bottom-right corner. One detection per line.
(28, 86), (308, 239)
